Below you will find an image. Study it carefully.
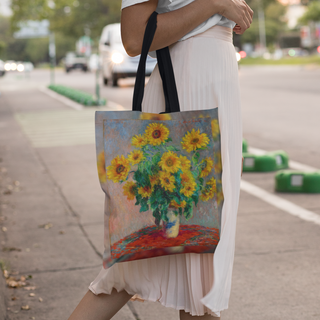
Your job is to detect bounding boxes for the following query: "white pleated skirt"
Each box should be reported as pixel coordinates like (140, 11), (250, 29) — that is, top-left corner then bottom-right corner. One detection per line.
(89, 25), (242, 317)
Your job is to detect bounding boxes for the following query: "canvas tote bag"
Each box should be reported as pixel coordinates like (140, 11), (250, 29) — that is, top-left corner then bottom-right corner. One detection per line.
(95, 12), (223, 268)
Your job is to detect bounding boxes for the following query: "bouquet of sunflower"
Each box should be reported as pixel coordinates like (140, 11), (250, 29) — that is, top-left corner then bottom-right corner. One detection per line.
(106, 122), (216, 225)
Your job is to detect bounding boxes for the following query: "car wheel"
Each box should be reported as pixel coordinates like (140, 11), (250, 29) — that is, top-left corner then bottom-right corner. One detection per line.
(112, 74), (118, 87)
(103, 77), (108, 86)
(66, 68), (70, 73)
(82, 66), (88, 72)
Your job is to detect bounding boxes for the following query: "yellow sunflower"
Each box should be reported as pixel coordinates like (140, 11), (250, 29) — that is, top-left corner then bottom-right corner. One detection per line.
(180, 182), (196, 197)
(145, 123), (170, 145)
(180, 171), (194, 186)
(159, 171), (176, 192)
(216, 189), (224, 205)
(181, 129), (210, 152)
(170, 200), (187, 208)
(207, 177), (217, 192)
(128, 149), (145, 165)
(123, 181), (136, 200)
(140, 113), (171, 121)
(215, 152), (222, 174)
(200, 157), (214, 178)
(200, 186), (215, 202)
(158, 151), (181, 173)
(106, 155), (131, 183)
(211, 119), (220, 139)
(149, 174), (159, 187)
(131, 134), (147, 148)
(138, 185), (153, 198)
(97, 151), (106, 183)
(179, 155), (191, 171)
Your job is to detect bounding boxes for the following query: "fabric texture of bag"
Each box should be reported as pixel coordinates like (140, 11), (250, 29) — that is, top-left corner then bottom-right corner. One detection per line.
(95, 12), (224, 268)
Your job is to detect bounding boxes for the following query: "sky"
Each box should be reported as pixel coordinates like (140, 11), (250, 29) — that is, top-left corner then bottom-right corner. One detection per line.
(0, 0), (12, 16)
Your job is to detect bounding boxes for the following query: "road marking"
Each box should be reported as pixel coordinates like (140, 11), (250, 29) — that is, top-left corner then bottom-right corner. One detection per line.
(243, 146), (319, 225)
(240, 180), (320, 226)
(248, 147), (318, 172)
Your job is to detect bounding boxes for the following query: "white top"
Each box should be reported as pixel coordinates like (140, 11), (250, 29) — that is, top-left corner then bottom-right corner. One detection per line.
(121, 0), (236, 41)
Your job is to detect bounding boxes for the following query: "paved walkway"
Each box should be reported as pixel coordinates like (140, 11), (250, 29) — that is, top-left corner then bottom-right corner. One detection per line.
(0, 88), (178, 320)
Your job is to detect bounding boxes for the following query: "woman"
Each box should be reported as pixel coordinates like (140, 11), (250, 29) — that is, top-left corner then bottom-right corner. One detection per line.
(69, 0), (253, 319)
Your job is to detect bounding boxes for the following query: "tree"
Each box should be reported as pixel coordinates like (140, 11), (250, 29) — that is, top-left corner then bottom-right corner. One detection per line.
(241, 0), (287, 46)
(0, 14), (75, 64)
(10, 0), (121, 40)
(299, 1), (320, 24)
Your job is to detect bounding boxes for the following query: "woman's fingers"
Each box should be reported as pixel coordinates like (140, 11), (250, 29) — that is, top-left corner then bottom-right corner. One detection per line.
(243, 12), (251, 29)
(244, 3), (253, 25)
(246, 2), (254, 19)
(221, 0), (253, 34)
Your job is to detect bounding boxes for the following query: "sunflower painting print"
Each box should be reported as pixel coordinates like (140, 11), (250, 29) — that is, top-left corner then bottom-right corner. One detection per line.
(95, 109), (223, 268)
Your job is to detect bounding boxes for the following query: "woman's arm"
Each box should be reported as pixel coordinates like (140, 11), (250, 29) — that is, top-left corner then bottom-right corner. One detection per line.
(121, 0), (253, 57)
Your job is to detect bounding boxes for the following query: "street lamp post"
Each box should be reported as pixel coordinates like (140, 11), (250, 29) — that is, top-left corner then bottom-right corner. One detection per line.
(258, 0), (267, 54)
(95, 58), (101, 105)
(49, 32), (56, 85)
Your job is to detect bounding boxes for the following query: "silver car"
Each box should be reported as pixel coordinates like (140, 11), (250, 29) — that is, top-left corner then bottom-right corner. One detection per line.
(99, 23), (156, 87)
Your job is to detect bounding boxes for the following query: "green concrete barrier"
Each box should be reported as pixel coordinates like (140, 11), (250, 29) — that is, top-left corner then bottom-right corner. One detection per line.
(242, 139), (248, 153)
(243, 150), (289, 172)
(275, 170), (320, 193)
(48, 84), (106, 106)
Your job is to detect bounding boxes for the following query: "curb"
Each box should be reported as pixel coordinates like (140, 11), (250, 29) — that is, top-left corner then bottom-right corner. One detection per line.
(38, 86), (127, 111)
(38, 86), (83, 110)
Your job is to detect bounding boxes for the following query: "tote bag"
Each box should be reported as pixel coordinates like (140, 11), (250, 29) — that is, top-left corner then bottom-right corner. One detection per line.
(95, 12), (224, 268)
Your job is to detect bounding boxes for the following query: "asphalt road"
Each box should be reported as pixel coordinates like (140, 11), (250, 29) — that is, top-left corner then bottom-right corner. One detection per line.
(0, 66), (319, 320)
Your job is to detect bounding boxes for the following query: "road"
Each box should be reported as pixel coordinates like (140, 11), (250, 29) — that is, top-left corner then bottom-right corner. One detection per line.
(0, 66), (319, 320)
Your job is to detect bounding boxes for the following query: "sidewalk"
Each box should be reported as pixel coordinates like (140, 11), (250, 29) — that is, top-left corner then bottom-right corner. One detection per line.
(0, 88), (178, 320)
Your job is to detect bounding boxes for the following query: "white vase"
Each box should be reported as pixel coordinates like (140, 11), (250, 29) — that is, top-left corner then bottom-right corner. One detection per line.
(163, 209), (180, 238)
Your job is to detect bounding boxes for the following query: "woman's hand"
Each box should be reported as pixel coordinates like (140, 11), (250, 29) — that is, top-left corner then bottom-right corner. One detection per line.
(215, 0), (253, 34)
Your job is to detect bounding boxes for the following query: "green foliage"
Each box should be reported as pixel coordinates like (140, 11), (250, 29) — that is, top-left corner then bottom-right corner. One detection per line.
(0, 14), (75, 63)
(48, 84), (106, 105)
(24, 37), (49, 62)
(239, 55), (320, 65)
(192, 151), (200, 165)
(10, 0), (121, 41)
(241, 0), (287, 46)
(152, 207), (161, 224)
(184, 202), (193, 221)
(0, 40), (6, 56)
(299, 1), (320, 24)
(139, 198), (149, 213)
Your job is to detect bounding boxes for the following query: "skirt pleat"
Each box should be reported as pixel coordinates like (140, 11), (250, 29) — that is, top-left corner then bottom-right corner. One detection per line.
(89, 25), (242, 317)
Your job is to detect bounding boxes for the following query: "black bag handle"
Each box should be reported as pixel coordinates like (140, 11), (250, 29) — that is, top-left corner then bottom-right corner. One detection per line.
(132, 11), (180, 113)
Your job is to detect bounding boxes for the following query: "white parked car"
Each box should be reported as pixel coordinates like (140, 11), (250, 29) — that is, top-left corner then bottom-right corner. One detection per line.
(63, 52), (88, 73)
(4, 60), (17, 72)
(99, 23), (156, 87)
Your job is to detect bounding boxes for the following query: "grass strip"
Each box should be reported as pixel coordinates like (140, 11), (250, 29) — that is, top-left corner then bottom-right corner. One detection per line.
(48, 84), (106, 106)
(240, 55), (320, 66)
